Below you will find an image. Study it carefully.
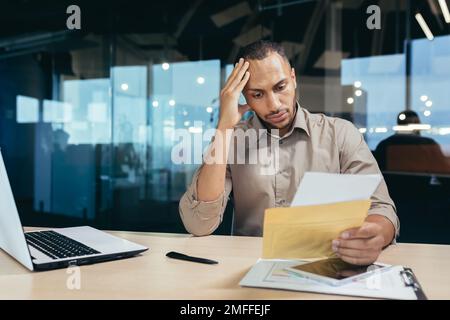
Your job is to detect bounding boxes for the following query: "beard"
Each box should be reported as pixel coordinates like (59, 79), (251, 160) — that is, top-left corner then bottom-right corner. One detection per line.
(259, 95), (298, 132)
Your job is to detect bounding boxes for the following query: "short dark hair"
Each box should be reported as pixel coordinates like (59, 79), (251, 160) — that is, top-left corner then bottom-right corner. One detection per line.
(397, 110), (420, 125)
(236, 40), (290, 65)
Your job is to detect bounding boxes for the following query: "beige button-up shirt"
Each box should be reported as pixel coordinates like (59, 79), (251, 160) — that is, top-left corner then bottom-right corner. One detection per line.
(179, 106), (399, 237)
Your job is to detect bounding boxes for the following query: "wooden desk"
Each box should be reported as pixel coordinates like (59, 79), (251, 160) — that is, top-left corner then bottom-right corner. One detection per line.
(0, 229), (449, 299)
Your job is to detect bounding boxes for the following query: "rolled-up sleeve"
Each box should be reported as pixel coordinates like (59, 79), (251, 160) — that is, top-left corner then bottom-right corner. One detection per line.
(337, 119), (400, 239)
(179, 164), (233, 236)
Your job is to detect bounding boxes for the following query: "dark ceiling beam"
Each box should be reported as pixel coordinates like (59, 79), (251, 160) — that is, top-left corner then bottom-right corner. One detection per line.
(226, 2), (263, 64)
(173, 0), (205, 39)
(294, 0), (329, 74)
(259, 0), (318, 11)
(427, 0), (444, 30)
(0, 30), (79, 60)
(117, 35), (150, 61)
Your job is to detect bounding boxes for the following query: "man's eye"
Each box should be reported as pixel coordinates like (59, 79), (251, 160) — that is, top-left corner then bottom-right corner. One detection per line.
(277, 84), (286, 91)
(253, 93), (262, 99)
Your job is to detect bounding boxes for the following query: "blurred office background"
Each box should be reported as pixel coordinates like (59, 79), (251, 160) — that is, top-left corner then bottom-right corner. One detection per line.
(0, 0), (449, 243)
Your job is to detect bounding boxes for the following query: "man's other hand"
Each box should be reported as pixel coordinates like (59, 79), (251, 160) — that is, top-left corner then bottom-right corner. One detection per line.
(332, 221), (386, 265)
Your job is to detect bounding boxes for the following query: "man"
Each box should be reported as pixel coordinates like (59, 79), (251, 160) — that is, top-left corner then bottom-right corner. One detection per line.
(375, 110), (449, 172)
(179, 40), (399, 265)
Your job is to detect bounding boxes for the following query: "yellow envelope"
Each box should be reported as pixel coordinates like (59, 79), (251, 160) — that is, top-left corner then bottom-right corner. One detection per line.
(262, 200), (370, 259)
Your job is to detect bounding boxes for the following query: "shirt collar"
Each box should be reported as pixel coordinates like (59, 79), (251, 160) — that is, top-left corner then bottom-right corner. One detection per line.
(292, 102), (310, 137)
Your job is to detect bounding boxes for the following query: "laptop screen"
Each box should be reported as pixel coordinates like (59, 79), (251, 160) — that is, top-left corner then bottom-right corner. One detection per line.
(0, 149), (34, 271)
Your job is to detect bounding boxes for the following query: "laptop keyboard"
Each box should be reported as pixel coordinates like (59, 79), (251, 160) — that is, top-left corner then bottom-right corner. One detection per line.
(25, 230), (100, 259)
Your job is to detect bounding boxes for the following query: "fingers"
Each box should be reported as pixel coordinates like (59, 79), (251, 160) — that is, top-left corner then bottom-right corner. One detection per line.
(333, 236), (384, 251)
(231, 58), (245, 78)
(332, 232), (385, 266)
(339, 227), (359, 240)
(235, 70), (250, 92)
(229, 58), (244, 80)
(222, 58), (244, 91)
(223, 58), (249, 92)
(338, 254), (376, 266)
(333, 238), (366, 250)
(229, 61), (250, 90)
(340, 223), (379, 240)
(332, 239), (373, 261)
(336, 247), (375, 259)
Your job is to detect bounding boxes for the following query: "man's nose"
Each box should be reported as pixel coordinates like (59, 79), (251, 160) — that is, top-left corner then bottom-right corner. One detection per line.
(267, 92), (282, 113)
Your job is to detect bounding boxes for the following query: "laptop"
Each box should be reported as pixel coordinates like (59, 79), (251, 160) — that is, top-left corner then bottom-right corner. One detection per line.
(0, 149), (148, 271)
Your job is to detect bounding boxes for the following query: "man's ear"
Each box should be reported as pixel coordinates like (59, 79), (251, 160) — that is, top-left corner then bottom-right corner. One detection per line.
(291, 67), (297, 89)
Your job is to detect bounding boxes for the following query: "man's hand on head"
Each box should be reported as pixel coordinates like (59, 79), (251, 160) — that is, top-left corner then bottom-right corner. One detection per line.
(217, 58), (251, 130)
(332, 215), (395, 265)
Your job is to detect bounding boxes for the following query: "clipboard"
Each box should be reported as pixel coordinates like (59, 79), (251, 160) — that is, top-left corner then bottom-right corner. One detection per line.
(400, 267), (428, 300)
(239, 259), (428, 300)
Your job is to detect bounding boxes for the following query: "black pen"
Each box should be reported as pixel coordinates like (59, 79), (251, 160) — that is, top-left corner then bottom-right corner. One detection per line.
(166, 251), (218, 265)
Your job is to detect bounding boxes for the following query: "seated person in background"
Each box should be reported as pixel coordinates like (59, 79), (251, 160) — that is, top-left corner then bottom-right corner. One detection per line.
(374, 110), (450, 173)
(179, 40), (399, 266)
